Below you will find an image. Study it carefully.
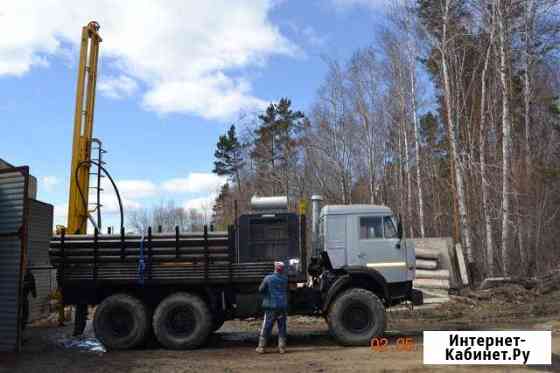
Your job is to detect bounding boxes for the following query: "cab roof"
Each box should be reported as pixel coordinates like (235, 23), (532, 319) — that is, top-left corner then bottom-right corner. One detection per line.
(321, 204), (393, 216)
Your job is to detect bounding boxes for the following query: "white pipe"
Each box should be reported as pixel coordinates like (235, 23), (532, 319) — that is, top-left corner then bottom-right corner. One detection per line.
(250, 196), (288, 210)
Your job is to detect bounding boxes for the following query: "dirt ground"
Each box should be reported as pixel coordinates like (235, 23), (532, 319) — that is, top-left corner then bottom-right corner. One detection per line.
(2, 286), (560, 373)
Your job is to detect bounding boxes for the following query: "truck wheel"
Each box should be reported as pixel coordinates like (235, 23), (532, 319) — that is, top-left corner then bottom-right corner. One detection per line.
(153, 292), (212, 349)
(93, 294), (150, 350)
(327, 288), (386, 346)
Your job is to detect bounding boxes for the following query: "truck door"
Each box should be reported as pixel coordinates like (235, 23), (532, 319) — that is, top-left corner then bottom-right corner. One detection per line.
(325, 215), (347, 268)
(353, 215), (406, 283)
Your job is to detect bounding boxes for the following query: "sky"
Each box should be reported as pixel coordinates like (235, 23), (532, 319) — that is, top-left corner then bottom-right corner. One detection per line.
(0, 0), (390, 230)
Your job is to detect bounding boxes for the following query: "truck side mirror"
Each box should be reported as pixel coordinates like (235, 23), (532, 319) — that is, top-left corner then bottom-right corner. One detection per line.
(397, 219), (403, 239)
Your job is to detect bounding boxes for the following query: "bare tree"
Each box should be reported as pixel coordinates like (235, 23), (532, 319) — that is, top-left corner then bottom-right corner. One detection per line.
(496, 0), (513, 275)
(347, 48), (386, 205)
(306, 59), (356, 204)
(127, 200), (193, 233)
(128, 208), (150, 234)
(478, 0), (496, 276)
(431, 0), (474, 272)
(396, 0), (427, 237)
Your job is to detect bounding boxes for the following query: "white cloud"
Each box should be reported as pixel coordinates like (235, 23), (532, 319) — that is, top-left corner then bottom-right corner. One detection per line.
(98, 75), (138, 99)
(41, 176), (60, 192)
(115, 180), (158, 199)
(143, 74), (268, 120)
(162, 173), (227, 194)
(0, 1), (297, 120)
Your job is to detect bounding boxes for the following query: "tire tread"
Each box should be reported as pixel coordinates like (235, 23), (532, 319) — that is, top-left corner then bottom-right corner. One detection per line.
(153, 292), (212, 349)
(327, 288), (386, 346)
(93, 293), (149, 350)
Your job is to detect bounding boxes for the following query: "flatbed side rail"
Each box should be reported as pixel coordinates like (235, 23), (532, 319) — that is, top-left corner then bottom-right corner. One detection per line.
(50, 225), (275, 284)
(148, 227), (153, 280)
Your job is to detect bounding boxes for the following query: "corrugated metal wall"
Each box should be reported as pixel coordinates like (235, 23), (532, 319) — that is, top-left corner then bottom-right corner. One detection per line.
(0, 168), (28, 352)
(28, 200), (53, 266)
(27, 199), (55, 321)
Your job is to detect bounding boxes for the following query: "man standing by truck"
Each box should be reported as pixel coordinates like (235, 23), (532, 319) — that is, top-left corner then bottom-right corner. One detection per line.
(256, 261), (288, 354)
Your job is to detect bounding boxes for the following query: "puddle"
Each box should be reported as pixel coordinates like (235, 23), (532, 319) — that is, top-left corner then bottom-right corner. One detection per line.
(58, 336), (106, 353)
(51, 320), (106, 354)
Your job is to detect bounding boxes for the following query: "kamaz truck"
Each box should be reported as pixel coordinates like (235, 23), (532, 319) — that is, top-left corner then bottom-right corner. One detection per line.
(49, 195), (422, 350)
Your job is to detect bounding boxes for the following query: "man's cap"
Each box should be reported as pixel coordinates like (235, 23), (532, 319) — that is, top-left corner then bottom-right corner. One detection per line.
(274, 261), (285, 272)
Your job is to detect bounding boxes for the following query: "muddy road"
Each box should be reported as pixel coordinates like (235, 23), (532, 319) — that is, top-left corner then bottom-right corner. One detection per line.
(2, 287), (560, 373)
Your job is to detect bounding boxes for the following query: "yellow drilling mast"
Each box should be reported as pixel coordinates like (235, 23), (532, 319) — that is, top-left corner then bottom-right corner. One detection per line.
(67, 21), (102, 234)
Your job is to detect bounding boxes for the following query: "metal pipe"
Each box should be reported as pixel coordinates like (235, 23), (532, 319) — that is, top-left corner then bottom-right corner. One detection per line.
(311, 195), (323, 255)
(250, 196), (288, 210)
(91, 138), (104, 230)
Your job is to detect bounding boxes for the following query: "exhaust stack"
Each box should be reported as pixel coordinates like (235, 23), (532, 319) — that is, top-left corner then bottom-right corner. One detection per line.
(311, 195), (323, 255)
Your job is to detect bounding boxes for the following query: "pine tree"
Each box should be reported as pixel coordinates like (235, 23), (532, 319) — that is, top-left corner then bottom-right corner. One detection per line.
(252, 98), (306, 195)
(213, 125), (244, 194)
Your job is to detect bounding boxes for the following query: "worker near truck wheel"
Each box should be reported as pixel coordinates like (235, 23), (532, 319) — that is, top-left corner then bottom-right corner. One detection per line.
(256, 261), (288, 354)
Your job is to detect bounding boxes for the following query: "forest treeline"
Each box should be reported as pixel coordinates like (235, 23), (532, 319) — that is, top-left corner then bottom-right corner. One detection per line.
(210, 0), (560, 282)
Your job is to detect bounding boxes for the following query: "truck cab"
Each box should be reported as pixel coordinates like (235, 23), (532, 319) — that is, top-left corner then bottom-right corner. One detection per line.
(300, 201), (422, 346)
(320, 204), (415, 287)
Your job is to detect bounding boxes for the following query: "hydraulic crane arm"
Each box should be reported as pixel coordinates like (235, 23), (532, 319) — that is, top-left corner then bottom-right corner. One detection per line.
(67, 21), (102, 234)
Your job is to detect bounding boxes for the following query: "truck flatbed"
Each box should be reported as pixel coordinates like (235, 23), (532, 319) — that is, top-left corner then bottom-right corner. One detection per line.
(50, 227), (282, 286)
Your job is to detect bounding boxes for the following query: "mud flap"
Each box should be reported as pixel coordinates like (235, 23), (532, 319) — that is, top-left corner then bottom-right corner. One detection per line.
(410, 289), (424, 306)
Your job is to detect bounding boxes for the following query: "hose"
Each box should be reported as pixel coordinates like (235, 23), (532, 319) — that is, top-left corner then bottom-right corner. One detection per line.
(74, 159), (124, 233)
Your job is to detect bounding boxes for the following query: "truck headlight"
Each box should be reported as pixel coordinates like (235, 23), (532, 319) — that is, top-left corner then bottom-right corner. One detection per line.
(288, 258), (300, 272)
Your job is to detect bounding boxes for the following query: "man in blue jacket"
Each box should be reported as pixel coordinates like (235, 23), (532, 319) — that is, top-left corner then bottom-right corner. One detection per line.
(256, 261), (288, 354)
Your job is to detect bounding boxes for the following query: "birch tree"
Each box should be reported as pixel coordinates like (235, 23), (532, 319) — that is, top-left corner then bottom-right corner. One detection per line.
(403, 2), (426, 238)
(478, 0), (496, 276)
(418, 0), (475, 273)
(497, 0), (513, 275)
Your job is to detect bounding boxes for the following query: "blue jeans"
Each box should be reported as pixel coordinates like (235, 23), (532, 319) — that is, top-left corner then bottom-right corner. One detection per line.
(260, 310), (287, 340)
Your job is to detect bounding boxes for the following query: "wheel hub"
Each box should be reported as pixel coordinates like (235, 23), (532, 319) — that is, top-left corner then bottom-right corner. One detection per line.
(167, 306), (195, 336)
(108, 306), (134, 337)
(342, 303), (373, 333)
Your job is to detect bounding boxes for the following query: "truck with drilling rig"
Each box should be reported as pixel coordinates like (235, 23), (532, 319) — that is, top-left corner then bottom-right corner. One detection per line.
(47, 22), (421, 350)
(50, 195), (422, 350)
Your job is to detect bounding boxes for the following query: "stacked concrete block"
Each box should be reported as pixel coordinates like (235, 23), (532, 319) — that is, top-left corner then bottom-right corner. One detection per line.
(412, 238), (456, 303)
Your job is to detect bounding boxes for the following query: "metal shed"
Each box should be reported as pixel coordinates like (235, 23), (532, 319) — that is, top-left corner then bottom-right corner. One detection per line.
(0, 165), (30, 352)
(27, 199), (55, 322)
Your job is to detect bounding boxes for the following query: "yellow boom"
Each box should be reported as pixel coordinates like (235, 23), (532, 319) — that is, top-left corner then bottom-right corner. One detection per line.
(67, 22), (102, 234)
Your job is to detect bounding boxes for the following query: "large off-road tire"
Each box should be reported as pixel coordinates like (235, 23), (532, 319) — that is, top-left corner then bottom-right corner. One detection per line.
(153, 292), (212, 349)
(93, 294), (150, 350)
(327, 288), (386, 346)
